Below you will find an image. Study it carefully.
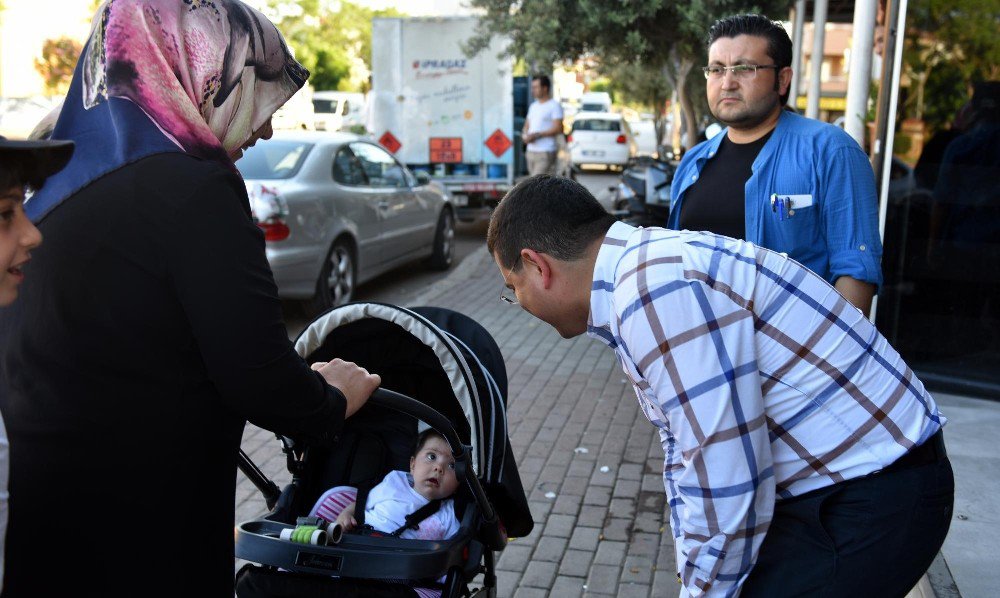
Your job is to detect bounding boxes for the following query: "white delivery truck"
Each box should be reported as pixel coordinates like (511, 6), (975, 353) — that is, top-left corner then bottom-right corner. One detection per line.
(371, 17), (515, 221)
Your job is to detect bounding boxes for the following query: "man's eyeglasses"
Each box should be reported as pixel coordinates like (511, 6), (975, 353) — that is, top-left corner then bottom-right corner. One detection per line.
(702, 64), (780, 80)
(499, 260), (519, 305)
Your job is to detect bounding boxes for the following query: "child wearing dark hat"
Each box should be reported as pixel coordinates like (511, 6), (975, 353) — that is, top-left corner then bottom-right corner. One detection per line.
(0, 134), (74, 591)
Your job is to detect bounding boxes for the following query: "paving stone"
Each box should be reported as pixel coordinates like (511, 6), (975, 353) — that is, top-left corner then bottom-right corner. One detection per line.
(585, 564), (621, 594)
(513, 587), (548, 598)
(637, 490), (665, 513)
(612, 479), (642, 498)
(616, 582), (653, 598)
(551, 575), (586, 597)
(560, 476), (589, 496)
(620, 555), (655, 585)
(527, 499), (552, 523)
(609, 497), (636, 519)
(551, 493), (582, 515)
(583, 485), (612, 506)
(577, 504), (608, 528)
(602, 517), (632, 542)
(593, 540), (627, 566)
(653, 569), (683, 597)
(589, 466), (616, 487)
(495, 570), (522, 598)
(497, 543), (533, 571)
(629, 532), (662, 558)
(520, 560), (558, 588)
(534, 535), (568, 562)
(642, 473), (663, 493)
(568, 526), (601, 551)
(617, 463), (644, 481)
(634, 512), (665, 535)
(544, 513), (577, 538)
(559, 549), (594, 577)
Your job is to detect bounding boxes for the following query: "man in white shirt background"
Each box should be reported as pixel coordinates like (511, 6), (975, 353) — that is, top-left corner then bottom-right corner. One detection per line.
(522, 75), (564, 176)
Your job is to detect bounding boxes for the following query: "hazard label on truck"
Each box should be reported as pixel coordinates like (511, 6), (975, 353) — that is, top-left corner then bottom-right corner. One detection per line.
(485, 129), (512, 157)
(429, 137), (463, 163)
(379, 132), (402, 154)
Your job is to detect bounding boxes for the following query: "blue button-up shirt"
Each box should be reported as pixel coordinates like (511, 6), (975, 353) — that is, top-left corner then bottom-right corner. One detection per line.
(668, 111), (883, 288)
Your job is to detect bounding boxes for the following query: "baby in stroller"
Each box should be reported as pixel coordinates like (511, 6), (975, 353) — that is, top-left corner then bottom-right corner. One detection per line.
(317, 429), (461, 542)
(307, 429), (461, 598)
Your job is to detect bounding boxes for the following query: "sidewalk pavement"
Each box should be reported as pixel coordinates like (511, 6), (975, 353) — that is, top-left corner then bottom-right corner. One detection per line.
(236, 244), (998, 598)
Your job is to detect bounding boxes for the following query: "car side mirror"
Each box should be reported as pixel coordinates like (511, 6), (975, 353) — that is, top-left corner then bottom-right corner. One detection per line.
(415, 171), (431, 186)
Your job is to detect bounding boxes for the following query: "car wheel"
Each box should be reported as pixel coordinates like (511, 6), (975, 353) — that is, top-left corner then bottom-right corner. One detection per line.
(310, 239), (355, 313)
(426, 209), (455, 271)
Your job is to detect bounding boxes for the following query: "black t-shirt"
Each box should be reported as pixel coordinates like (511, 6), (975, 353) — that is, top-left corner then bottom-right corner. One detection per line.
(678, 130), (774, 240)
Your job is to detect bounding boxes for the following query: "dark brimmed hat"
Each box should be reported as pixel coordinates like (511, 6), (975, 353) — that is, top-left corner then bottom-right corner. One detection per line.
(0, 135), (75, 182)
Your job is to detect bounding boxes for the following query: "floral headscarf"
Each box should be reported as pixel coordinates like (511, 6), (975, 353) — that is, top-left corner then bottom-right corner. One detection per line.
(26, 0), (308, 222)
(85, 0), (307, 159)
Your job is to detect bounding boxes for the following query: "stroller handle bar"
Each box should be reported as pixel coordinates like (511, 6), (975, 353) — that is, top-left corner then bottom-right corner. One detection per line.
(368, 388), (498, 527)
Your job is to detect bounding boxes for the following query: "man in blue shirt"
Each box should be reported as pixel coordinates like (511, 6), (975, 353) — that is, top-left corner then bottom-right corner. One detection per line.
(668, 14), (882, 314)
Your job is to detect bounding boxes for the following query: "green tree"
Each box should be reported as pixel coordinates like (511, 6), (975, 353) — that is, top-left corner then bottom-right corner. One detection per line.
(264, 0), (400, 92)
(902, 0), (1000, 133)
(34, 36), (83, 95)
(467, 0), (792, 149)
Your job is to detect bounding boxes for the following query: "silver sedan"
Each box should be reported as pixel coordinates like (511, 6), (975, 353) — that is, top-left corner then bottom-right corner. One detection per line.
(237, 131), (455, 311)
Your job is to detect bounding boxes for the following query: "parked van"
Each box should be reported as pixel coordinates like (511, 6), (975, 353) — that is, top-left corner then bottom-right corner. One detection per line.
(579, 91), (612, 113)
(312, 91), (365, 132)
(272, 85), (315, 131)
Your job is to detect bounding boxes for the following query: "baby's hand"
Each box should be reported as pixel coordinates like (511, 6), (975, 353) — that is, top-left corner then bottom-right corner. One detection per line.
(335, 502), (357, 530)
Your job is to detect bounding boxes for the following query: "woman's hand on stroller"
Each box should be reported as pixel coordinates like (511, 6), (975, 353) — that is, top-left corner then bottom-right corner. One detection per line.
(335, 502), (357, 530)
(311, 359), (381, 418)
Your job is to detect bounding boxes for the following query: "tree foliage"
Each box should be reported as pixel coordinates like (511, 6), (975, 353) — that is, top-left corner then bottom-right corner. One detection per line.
(467, 0), (792, 148)
(902, 0), (1000, 133)
(34, 37), (83, 95)
(263, 0), (400, 92)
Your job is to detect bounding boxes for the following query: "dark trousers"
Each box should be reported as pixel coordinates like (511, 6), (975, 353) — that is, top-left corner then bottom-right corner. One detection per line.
(742, 432), (954, 598)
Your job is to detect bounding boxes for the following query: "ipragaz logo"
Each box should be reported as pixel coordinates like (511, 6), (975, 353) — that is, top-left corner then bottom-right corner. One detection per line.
(413, 59), (468, 70)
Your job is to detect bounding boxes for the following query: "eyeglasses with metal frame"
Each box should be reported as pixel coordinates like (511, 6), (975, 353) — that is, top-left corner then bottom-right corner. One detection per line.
(702, 64), (780, 80)
(499, 260), (519, 305)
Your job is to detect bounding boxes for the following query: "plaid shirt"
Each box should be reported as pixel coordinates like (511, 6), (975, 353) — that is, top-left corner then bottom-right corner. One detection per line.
(587, 222), (944, 597)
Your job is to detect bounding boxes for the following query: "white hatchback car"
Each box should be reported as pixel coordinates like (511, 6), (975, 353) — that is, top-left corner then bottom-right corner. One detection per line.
(568, 112), (636, 171)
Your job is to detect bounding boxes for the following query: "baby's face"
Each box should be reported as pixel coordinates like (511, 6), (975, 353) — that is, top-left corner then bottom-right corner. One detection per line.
(409, 435), (459, 501)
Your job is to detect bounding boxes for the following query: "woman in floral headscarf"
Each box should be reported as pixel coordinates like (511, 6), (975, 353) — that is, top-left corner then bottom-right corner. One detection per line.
(0, 2), (379, 595)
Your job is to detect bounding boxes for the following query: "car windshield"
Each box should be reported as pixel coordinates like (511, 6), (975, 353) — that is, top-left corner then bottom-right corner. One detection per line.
(236, 140), (312, 179)
(312, 99), (337, 114)
(580, 103), (607, 112)
(573, 119), (621, 132)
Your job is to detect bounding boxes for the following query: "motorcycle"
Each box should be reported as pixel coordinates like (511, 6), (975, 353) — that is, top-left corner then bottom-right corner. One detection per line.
(611, 155), (674, 227)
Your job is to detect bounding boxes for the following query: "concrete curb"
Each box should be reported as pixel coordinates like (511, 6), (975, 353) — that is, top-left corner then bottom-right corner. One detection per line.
(927, 552), (962, 597)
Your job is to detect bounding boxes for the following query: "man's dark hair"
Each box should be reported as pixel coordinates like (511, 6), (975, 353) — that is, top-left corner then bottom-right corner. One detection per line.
(531, 74), (551, 92)
(413, 428), (448, 457)
(487, 175), (616, 270)
(708, 14), (793, 104)
(0, 153), (49, 193)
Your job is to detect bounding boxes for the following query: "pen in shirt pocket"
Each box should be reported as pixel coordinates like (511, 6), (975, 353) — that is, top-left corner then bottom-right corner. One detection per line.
(770, 194), (795, 221)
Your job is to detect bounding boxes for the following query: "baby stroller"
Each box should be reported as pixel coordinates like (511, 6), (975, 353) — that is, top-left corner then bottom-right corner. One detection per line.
(235, 303), (534, 597)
